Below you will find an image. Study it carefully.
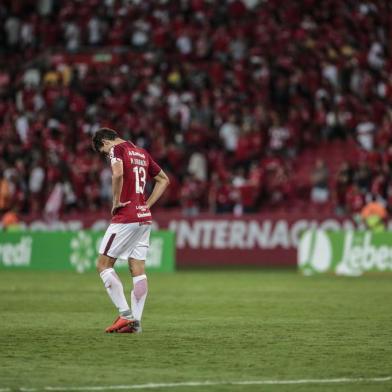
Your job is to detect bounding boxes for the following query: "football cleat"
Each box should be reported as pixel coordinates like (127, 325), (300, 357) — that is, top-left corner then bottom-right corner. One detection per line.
(117, 320), (142, 334)
(105, 316), (135, 333)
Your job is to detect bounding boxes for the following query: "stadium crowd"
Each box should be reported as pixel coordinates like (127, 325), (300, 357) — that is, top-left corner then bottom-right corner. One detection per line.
(0, 0), (391, 218)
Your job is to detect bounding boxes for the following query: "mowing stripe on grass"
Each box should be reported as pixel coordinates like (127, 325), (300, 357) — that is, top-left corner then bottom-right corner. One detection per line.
(10, 376), (392, 391)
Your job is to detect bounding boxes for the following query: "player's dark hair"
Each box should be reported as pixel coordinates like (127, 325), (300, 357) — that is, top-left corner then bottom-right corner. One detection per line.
(92, 128), (118, 152)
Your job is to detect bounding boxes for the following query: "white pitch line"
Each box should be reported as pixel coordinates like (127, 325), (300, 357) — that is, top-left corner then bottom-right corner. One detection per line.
(11, 375), (392, 391)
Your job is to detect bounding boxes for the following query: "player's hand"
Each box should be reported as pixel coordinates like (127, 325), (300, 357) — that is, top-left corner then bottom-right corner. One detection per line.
(111, 201), (131, 216)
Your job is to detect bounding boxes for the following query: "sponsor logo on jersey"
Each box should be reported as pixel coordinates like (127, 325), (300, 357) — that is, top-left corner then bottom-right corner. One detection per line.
(137, 212), (152, 218)
(129, 150), (146, 159)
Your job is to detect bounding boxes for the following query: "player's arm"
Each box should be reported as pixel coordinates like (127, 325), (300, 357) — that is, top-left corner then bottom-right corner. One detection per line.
(111, 160), (130, 215)
(146, 170), (170, 209)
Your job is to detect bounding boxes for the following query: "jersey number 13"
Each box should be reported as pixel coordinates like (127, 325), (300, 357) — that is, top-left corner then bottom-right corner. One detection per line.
(133, 166), (146, 194)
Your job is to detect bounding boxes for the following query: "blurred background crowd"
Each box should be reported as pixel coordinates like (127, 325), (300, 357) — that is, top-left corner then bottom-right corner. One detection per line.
(0, 0), (391, 219)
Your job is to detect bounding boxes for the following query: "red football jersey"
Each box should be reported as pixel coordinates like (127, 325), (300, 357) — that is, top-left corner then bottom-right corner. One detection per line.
(109, 141), (161, 223)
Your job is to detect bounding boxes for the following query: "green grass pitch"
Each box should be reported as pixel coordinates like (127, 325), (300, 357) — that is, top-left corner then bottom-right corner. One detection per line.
(0, 270), (391, 392)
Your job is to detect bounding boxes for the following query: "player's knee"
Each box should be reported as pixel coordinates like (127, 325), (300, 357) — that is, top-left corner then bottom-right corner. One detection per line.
(96, 255), (111, 273)
(131, 266), (144, 277)
(129, 260), (145, 277)
(96, 259), (104, 273)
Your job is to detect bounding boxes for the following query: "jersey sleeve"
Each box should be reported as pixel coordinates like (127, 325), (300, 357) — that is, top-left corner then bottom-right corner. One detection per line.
(147, 153), (162, 178)
(109, 145), (123, 166)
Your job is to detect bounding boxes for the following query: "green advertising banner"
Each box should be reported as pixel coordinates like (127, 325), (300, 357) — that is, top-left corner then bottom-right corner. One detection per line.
(298, 230), (392, 276)
(0, 230), (175, 272)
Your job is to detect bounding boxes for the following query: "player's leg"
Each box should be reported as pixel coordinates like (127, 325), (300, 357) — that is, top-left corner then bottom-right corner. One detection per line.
(129, 258), (148, 327)
(117, 224), (151, 333)
(128, 224), (151, 327)
(97, 254), (132, 317)
(98, 226), (135, 332)
(116, 258), (147, 334)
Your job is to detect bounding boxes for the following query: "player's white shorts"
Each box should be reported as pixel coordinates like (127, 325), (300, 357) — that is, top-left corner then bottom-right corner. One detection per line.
(99, 222), (152, 260)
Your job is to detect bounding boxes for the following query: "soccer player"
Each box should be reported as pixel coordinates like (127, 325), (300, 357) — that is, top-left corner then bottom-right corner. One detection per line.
(92, 128), (170, 333)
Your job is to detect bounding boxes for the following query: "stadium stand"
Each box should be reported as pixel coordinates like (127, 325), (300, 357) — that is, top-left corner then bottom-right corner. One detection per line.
(0, 0), (391, 217)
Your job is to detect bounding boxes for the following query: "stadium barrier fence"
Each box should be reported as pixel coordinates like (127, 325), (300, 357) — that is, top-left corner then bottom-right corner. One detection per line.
(0, 230), (175, 272)
(8, 212), (392, 267)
